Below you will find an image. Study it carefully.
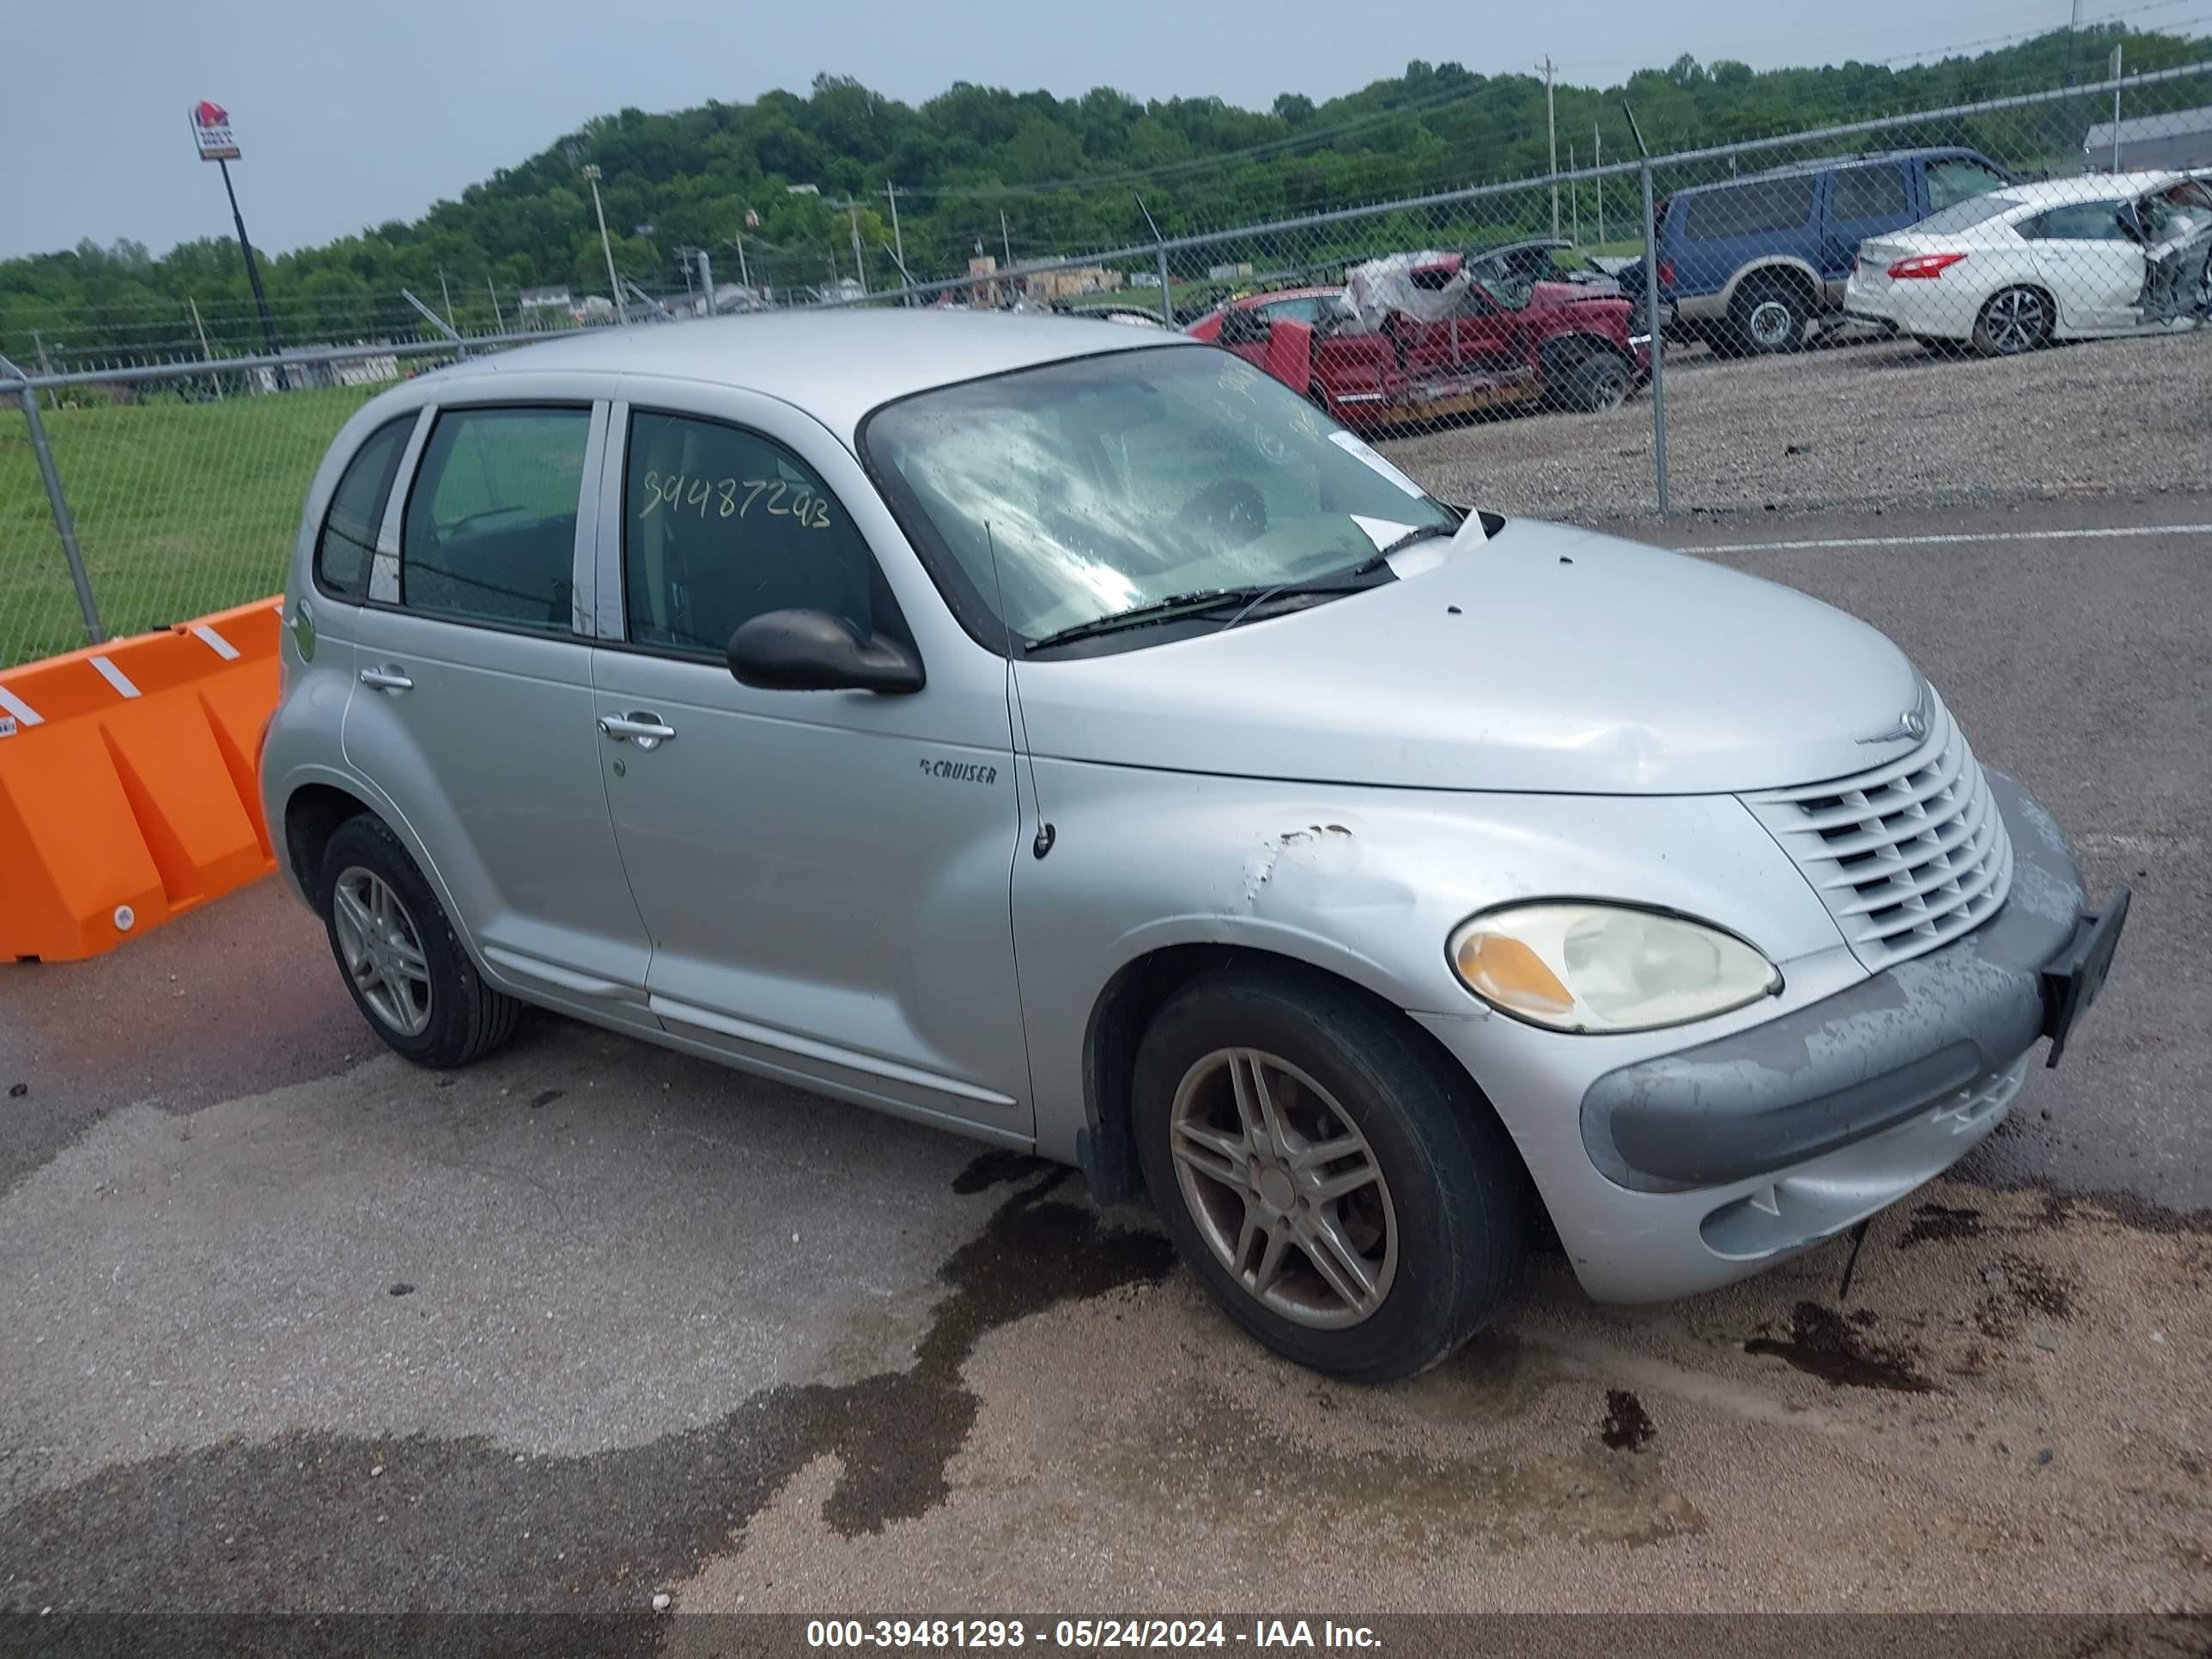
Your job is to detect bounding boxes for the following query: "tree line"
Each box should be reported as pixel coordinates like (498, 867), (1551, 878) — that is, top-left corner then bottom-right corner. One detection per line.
(3, 21), (2202, 364)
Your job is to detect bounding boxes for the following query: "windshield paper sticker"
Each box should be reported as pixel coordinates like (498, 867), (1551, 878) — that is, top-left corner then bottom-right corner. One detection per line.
(1349, 514), (1419, 552)
(1328, 431), (1425, 498)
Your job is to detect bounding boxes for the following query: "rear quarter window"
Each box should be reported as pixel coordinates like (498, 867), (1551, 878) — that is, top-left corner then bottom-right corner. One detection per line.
(314, 415), (416, 601)
(1681, 175), (1819, 240)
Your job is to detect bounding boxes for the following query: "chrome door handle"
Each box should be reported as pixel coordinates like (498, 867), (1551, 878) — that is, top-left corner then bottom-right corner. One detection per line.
(360, 664), (414, 693)
(598, 711), (677, 750)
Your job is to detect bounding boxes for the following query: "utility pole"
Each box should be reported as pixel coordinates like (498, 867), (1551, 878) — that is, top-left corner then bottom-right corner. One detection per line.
(1569, 144), (1580, 246)
(885, 185), (908, 303)
(437, 266), (457, 331)
(187, 298), (219, 393)
(847, 203), (869, 295)
(730, 213), (754, 294)
(1538, 58), (1560, 241)
(1595, 124), (1605, 246)
(581, 164), (624, 323)
(486, 276), (506, 332)
(1000, 209), (1013, 275)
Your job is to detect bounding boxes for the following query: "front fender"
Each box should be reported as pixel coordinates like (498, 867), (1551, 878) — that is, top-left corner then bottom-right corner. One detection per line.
(1012, 758), (1851, 1164)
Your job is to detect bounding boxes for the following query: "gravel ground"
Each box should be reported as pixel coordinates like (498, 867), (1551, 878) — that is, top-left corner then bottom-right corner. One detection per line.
(1379, 331), (2212, 523)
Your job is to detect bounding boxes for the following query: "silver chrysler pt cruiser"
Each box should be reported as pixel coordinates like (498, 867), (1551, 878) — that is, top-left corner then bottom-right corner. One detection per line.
(262, 312), (2128, 1381)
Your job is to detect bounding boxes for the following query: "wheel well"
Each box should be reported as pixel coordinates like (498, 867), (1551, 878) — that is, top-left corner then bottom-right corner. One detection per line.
(1731, 264), (1819, 310)
(1078, 944), (1533, 1211)
(1537, 331), (1627, 378)
(283, 783), (372, 903)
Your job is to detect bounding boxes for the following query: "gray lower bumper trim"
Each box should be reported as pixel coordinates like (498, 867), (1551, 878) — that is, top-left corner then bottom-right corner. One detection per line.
(1580, 771), (2088, 1192)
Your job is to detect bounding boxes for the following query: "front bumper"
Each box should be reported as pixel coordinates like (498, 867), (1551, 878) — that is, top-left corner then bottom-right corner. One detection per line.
(1422, 773), (2127, 1303)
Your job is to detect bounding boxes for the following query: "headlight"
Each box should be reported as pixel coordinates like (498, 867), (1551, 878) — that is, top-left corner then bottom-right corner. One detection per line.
(1448, 902), (1780, 1033)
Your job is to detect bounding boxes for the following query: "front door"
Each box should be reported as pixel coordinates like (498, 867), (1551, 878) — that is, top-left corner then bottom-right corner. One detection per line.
(2025, 200), (2147, 331)
(341, 398), (657, 1010)
(587, 392), (1030, 1136)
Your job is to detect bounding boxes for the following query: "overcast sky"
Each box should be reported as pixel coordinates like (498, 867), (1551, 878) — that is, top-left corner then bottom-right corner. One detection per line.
(6, 0), (2063, 262)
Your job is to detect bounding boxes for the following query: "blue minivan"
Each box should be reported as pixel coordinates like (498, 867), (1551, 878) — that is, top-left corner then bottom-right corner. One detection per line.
(1626, 148), (2017, 354)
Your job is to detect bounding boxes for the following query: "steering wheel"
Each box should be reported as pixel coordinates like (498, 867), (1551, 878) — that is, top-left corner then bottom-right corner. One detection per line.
(1176, 478), (1268, 551)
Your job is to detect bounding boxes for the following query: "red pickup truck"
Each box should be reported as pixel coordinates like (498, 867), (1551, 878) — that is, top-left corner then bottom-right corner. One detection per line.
(1194, 244), (1650, 431)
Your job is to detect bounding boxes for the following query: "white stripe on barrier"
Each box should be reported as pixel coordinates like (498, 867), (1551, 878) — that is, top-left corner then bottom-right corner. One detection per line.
(89, 656), (142, 699)
(190, 623), (241, 661)
(0, 686), (43, 727)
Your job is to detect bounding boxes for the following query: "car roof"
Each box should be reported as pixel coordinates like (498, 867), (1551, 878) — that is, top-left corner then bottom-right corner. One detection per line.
(424, 309), (1197, 439)
(1673, 146), (1990, 193)
(1987, 170), (2187, 208)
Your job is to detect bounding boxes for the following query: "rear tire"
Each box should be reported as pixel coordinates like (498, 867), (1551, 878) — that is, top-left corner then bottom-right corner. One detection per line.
(1972, 286), (2053, 357)
(1726, 276), (1811, 356)
(319, 815), (522, 1069)
(1132, 966), (1529, 1382)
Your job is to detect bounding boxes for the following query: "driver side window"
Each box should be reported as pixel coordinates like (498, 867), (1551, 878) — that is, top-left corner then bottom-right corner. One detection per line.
(622, 411), (878, 658)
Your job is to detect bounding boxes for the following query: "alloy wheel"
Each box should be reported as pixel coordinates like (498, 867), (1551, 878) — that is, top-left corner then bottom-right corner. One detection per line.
(1166, 1048), (1398, 1329)
(331, 866), (434, 1036)
(1984, 289), (2047, 354)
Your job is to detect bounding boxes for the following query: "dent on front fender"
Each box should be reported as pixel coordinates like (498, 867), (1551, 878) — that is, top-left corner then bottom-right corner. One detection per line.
(1012, 760), (1851, 1164)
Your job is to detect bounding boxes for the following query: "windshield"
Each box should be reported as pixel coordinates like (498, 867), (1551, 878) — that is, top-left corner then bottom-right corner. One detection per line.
(864, 346), (1459, 649)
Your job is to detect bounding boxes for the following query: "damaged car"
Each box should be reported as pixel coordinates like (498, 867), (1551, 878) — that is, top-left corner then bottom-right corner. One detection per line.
(1845, 170), (2212, 354)
(265, 311), (2128, 1383)
(1203, 246), (1651, 427)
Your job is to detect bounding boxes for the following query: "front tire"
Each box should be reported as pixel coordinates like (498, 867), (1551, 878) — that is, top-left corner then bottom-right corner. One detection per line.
(1558, 351), (1632, 414)
(1132, 968), (1529, 1382)
(1972, 286), (2053, 356)
(319, 815), (522, 1068)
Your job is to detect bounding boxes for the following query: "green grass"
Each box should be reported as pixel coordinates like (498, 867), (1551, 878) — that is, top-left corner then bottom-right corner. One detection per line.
(2, 385), (379, 668)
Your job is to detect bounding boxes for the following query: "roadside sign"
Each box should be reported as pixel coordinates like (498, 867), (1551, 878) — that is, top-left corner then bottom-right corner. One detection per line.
(190, 101), (240, 162)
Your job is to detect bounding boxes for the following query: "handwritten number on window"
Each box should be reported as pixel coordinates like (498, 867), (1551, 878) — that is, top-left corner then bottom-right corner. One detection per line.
(640, 470), (831, 530)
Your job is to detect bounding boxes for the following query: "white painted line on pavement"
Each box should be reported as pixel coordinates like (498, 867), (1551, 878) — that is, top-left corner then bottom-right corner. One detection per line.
(1682, 523), (2212, 555)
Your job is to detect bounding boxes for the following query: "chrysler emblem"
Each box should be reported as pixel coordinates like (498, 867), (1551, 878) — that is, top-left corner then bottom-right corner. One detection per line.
(1858, 697), (1930, 745)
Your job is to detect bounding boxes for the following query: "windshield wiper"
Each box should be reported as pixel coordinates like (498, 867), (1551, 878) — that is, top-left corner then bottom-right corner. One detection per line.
(1024, 587), (1268, 652)
(1375, 523), (1459, 559)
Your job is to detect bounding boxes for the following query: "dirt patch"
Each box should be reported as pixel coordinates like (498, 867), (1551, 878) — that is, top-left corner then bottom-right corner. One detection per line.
(1996, 1251), (2077, 1320)
(1601, 1389), (1655, 1452)
(1743, 1301), (1936, 1394)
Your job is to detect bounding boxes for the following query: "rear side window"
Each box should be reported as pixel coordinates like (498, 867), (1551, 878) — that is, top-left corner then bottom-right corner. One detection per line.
(1683, 175), (1818, 240)
(622, 411), (879, 657)
(1916, 194), (2021, 234)
(2021, 202), (2131, 242)
(398, 407), (589, 634)
(1830, 164), (1910, 222)
(314, 416), (414, 600)
(1927, 158), (2011, 211)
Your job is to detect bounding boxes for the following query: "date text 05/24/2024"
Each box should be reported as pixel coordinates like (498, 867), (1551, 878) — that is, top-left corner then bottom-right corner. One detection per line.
(805, 1620), (1382, 1650)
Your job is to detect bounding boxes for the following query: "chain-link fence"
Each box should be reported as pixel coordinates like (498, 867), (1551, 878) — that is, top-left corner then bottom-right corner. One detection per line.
(7, 60), (2209, 668)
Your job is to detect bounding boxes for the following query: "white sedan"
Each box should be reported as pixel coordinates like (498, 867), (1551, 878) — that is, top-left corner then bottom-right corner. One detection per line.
(1844, 171), (2212, 356)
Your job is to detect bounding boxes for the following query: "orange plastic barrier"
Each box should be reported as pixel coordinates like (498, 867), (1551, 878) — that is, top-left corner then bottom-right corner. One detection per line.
(0, 596), (284, 963)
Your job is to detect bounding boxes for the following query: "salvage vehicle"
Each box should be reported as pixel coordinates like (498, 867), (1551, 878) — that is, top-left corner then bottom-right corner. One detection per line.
(1208, 249), (1650, 426)
(264, 312), (2129, 1382)
(1845, 171), (2212, 354)
(1620, 147), (2018, 354)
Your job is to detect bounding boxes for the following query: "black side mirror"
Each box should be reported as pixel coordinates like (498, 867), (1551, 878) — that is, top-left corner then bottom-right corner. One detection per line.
(727, 610), (925, 694)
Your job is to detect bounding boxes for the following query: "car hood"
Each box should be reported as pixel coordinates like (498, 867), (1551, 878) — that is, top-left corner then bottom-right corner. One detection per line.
(1013, 518), (1924, 794)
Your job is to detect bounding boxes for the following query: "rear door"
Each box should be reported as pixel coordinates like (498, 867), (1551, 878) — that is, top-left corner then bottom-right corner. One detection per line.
(1820, 162), (1913, 299)
(2021, 200), (2146, 330)
(341, 389), (657, 1015)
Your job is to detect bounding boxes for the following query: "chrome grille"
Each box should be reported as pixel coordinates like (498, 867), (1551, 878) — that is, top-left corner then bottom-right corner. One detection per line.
(1743, 692), (2013, 971)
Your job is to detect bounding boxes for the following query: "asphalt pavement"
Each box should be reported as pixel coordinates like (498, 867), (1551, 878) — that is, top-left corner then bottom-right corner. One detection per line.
(1, 495), (2207, 1635)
